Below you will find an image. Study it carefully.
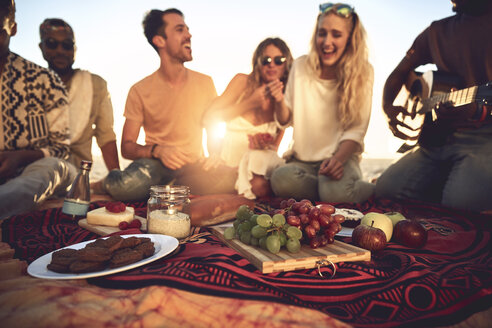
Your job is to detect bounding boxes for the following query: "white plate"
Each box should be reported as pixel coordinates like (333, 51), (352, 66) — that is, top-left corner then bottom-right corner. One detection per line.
(337, 226), (354, 237)
(27, 234), (179, 280)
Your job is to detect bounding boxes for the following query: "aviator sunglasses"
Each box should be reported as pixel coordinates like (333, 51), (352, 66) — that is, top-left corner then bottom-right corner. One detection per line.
(319, 2), (354, 17)
(261, 56), (286, 66)
(44, 38), (75, 51)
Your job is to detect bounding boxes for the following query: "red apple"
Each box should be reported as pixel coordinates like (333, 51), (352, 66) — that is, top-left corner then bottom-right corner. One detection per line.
(361, 212), (393, 241)
(393, 220), (428, 248)
(352, 221), (387, 251)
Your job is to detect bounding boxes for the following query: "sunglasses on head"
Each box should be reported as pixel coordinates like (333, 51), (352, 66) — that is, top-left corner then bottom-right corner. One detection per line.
(319, 2), (354, 18)
(261, 56), (286, 66)
(44, 38), (75, 51)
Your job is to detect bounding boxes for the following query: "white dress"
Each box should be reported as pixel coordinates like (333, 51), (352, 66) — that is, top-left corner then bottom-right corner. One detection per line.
(220, 116), (285, 199)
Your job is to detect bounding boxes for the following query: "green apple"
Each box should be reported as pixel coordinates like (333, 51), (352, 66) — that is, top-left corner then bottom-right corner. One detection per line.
(384, 212), (407, 227)
(360, 212), (393, 241)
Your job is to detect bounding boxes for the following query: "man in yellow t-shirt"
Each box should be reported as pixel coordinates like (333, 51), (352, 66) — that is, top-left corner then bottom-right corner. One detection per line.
(98, 8), (236, 201)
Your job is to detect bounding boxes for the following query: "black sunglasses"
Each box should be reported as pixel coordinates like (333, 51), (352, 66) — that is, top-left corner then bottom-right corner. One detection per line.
(44, 38), (75, 51)
(261, 56), (286, 66)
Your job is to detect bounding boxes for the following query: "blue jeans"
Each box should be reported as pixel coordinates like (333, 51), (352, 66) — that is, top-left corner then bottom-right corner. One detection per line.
(0, 157), (76, 219)
(375, 124), (492, 212)
(102, 158), (237, 201)
(270, 156), (375, 203)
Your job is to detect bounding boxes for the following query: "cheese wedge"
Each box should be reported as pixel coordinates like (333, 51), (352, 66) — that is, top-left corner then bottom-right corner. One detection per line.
(86, 206), (135, 227)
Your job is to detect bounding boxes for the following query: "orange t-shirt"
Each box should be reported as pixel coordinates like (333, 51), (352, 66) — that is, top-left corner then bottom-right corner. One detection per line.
(124, 69), (217, 162)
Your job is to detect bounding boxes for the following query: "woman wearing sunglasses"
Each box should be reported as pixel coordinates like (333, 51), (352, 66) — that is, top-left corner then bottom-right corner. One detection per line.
(204, 37), (293, 199)
(270, 3), (375, 203)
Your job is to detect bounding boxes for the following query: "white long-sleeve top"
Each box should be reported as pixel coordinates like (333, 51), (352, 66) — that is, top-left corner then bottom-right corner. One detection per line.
(280, 55), (372, 162)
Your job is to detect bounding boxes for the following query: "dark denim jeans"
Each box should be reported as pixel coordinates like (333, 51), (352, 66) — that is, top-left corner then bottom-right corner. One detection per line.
(102, 158), (237, 201)
(375, 123), (492, 212)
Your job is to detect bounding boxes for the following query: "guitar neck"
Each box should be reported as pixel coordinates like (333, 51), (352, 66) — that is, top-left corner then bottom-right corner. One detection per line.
(428, 85), (478, 109)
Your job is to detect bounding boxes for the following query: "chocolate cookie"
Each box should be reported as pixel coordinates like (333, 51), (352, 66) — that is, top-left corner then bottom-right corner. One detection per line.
(69, 260), (107, 273)
(49, 248), (79, 271)
(87, 235), (124, 253)
(109, 248), (144, 268)
(47, 262), (72, 273)
(138, 237), (151, 244)
(135, 241), (155, 258)
(120, 236), (142, 249)
(52, 248), (78, 259)
(47, 237), (156, 274)
(77, 247), (111, 262)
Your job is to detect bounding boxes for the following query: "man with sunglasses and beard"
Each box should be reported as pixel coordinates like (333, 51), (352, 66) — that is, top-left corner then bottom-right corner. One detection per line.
(375, 0), (492, 212)
(93, 8), (237, 201)
(0, 0), (75, 218)
(39, 18), (120, 172)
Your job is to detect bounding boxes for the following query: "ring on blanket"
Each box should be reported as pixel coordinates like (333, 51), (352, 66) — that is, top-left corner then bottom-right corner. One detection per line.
(316, 259), (336, 278)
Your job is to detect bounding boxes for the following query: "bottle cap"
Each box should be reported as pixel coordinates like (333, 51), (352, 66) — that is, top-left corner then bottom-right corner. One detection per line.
(80, 160), (92, 170)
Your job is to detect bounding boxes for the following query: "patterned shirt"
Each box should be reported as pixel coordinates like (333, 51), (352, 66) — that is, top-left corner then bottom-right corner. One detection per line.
(0, 52), (70, 159)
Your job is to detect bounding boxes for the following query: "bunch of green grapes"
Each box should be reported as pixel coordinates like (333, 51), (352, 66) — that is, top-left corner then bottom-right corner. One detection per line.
(223, 205), (303, 254)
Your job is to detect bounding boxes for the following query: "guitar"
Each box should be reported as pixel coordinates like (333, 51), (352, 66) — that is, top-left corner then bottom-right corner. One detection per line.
(392, 70), (492, 153)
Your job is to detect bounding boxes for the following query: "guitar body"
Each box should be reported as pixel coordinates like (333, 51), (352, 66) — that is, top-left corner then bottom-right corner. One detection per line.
(394, 70), (463, 153)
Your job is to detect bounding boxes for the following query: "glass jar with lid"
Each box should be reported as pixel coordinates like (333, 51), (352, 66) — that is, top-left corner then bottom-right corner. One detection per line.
(147, 185), (191, 239)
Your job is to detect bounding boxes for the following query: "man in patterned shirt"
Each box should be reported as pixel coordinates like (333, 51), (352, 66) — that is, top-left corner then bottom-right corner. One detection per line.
(0, 0), (75, 218)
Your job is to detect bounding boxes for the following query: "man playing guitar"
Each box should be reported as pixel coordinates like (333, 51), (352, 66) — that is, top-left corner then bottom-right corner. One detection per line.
(375, 0), (492, 212)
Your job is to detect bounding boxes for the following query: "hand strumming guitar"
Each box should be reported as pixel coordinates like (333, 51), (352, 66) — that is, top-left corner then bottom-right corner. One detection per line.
(383, 103), (417, 141)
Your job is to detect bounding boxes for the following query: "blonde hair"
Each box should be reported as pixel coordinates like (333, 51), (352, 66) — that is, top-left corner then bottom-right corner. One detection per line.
(306, 10), (373, 129)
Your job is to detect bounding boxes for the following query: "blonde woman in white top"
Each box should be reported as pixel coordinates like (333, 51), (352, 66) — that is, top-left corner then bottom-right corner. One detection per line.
(270, 3), (375, 203)
(205, 38), (293, 199)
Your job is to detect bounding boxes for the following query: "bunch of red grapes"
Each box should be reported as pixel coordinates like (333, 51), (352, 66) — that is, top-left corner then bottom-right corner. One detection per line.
(248, 133), (274, 150)
(273, 198), (345, 249)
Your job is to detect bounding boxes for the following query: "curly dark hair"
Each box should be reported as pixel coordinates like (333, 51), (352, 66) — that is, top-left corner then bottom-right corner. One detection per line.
(143, 8), (183, 52)
(0, 0), (15, 23)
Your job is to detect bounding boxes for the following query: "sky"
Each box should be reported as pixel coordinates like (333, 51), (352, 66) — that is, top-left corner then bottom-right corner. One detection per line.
(11, 0), (454, 160)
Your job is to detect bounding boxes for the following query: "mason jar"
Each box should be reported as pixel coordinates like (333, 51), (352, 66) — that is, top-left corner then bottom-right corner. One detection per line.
(147, 185), (191, 238)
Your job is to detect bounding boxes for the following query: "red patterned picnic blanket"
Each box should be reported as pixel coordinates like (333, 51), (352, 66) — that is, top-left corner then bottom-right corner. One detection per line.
(2, 197), (491, 328)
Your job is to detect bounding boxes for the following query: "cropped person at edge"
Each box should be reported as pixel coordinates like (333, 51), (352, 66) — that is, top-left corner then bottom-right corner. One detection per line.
(270, 3), (375, 203)
(375, 0), (492, 212)
(0, 0), (75, 218)
(93, 8), (237, 201)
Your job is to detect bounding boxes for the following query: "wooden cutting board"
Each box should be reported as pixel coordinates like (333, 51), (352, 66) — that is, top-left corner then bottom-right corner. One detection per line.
(209, 225), (370, 274)
(78, 216), (146, 236)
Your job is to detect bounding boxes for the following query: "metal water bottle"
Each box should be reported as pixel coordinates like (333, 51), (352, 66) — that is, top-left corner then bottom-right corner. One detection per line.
(62, 160), (92, 218)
